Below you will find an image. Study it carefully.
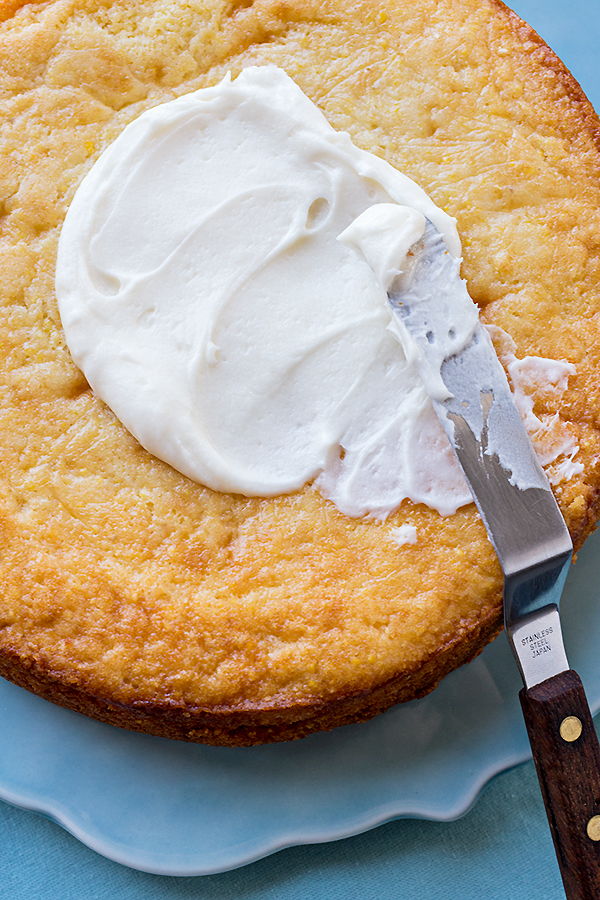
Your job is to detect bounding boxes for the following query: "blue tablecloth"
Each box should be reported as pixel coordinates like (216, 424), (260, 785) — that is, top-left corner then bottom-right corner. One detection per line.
(1, 1), (598, 897)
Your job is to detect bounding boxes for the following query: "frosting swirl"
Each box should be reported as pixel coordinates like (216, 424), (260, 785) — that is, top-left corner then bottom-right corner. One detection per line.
(56, 65), (478, 518)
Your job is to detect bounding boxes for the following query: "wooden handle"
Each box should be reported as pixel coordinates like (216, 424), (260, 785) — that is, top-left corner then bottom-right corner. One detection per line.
(520, 670), (600, 900)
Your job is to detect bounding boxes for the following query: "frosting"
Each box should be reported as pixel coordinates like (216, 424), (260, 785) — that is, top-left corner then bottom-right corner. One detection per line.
(390, 524), (418, 547)
(55, 65), (579, 520)
(485, 325), (583, 485)
(337, 204), (426, 292)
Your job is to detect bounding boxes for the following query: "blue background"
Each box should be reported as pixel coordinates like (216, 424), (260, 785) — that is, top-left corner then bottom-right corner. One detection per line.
(1, 1), (599, 897)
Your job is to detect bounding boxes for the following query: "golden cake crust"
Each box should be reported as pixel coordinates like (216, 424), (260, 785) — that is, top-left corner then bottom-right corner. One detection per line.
(0, 0), (600, 745)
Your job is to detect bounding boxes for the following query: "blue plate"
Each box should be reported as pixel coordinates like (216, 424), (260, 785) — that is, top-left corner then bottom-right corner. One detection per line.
(0, 529), (598, 875)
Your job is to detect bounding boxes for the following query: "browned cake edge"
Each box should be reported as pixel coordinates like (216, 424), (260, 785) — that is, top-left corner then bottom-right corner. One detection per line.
(491, 0), (600, 149)
(3, 489), (598, 746)
(0, 598), (504, 745)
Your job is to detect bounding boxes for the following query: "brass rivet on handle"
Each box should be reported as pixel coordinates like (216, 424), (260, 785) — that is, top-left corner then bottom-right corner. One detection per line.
(559, 716), (583, 742)
(587, 816), (600, 842)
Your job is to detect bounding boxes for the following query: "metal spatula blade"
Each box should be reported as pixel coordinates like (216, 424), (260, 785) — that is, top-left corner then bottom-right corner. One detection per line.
(388, 222), (600, 900)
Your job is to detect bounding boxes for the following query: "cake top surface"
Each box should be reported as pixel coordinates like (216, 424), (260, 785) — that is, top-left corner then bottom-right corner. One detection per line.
(0, 0), (599, 719)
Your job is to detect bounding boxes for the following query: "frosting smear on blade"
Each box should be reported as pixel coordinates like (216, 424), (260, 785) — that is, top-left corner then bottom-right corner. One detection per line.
(58, 65), (567, 520)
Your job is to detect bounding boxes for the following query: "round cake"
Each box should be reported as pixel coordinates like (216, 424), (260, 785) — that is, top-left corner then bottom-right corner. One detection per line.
(1, 0), (599, 746)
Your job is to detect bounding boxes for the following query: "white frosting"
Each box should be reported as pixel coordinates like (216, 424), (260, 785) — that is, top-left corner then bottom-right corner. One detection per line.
(55, 65), (579, 521)
(390, 524), (418, 547)
(338, 204), (426, 292)
(485, 325), (582, 484)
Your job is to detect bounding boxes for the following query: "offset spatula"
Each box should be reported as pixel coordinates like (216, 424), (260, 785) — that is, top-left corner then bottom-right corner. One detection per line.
(389, 222), (600, 900)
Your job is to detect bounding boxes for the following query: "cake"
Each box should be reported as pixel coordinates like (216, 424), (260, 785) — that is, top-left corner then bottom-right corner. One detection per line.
(0, 0), (599, 746)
